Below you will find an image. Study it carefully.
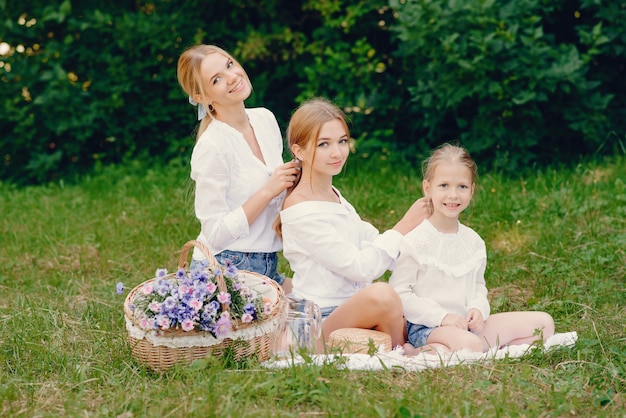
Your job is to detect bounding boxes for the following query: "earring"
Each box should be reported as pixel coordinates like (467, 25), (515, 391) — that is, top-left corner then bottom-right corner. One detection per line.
(208, 103), (215, 113)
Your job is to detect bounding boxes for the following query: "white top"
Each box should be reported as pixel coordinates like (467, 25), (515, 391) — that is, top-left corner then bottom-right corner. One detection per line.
(280, 188), (404, 308)
(389, 219), (490, 328)
(190, 107), (285, 260)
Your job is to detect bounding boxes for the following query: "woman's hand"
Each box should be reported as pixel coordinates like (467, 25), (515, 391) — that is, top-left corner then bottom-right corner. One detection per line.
(265, 160), (301, 198)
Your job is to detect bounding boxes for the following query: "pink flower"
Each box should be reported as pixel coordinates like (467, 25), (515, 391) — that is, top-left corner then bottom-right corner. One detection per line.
(241, 313), (253, 323)
(264, 302), (272, 315)
(149, 301), (161, 313)
(156, 315), (170, 329)
(139, 317), (155, 330)
(206, 282), (217, 294)
(189, 299), (202, 311)
(179, 284), (191, 295)
(217, 292), (231, 304)
(181, 318), (195, 331)
(142, 283), (154, 295)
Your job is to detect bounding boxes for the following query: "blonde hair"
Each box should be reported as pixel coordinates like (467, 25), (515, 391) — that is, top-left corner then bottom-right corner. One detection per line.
(176, 44), (250, 141)
(422, 143), (478, 183)
(274, 98), (350, 239)
(422, 143), (478, 214)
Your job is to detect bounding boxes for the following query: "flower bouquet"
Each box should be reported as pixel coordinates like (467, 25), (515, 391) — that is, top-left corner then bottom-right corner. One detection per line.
(123, 240), (284, 371)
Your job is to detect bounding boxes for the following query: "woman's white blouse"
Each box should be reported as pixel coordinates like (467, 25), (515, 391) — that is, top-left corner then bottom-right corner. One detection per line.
(190, 107), (284, 259)
(280, 188), (404, 309)
(389, 219), (490, 327)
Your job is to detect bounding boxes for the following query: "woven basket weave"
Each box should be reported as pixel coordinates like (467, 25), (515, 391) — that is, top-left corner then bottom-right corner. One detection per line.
(123, 240), (284, 371)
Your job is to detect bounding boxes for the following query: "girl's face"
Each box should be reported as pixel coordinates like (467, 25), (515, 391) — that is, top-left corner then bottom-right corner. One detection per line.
(199, 53), (251, 107)
(302, 119), (350, 178)
(423, 161), (475, 222)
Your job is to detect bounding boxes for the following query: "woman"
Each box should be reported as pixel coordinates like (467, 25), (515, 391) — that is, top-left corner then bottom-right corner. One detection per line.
(177, 45), (299, 291)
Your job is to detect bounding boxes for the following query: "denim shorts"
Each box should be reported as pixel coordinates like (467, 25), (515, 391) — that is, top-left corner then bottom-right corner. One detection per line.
(191, 250), (285, 285)
(320, 306), (338, 320)
(406, 321), (436, 348)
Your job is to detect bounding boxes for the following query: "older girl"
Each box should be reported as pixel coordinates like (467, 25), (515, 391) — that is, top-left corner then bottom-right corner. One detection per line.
(275, 98), (429, 348)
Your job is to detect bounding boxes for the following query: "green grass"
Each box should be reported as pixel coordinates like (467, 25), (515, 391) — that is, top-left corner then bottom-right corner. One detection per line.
(1, 154), (624, 417)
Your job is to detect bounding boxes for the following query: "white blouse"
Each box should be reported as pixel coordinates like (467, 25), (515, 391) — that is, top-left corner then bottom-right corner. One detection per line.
(280, 188), (404, 309)
(190, 107), (285, 260)
(389, 219), (490, 328)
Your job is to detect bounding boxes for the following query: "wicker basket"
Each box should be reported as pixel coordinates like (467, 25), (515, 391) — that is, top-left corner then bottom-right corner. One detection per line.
(123, 240), (284, 371)
(328, 328), (392, 354)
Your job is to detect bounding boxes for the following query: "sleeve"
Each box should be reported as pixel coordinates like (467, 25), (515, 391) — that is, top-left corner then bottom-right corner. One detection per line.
(285, 214), (403, 283)
(191, 140), (249, 251)
(466, 254), (490, 320)
(389, 240), (449, 327)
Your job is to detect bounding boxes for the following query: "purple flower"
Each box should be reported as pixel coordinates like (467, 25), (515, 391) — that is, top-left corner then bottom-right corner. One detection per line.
(163, 296), (177, 310)
(155, 268), (168, 278)
(243, 302), (256, 315)
(116, 282), (124, 294)
(175, 268), (186, 280)
(225, 265), (237, 278)
(214, 313), (232, 338)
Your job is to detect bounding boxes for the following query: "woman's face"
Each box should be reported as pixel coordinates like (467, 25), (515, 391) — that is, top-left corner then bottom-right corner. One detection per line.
(199, 53), (251, 107)
(306, 119), (350, 178)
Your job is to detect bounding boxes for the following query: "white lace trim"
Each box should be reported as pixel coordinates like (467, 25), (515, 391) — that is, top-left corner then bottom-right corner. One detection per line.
(125, 314), (282, 348)
(404, 220), (486, 277)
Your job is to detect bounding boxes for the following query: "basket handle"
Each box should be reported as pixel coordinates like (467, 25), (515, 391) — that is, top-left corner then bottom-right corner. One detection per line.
(177, 240), (228, 311)
(178, 240), (219, 270)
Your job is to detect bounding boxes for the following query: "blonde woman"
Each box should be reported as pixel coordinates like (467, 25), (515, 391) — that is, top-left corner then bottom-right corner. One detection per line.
(177, 45), (299, 291)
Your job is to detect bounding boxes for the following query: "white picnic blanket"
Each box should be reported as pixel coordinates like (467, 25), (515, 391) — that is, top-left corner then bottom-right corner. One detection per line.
(263, 331), (578, 371)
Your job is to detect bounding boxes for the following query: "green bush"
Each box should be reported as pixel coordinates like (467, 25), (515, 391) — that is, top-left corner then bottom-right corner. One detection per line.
(0, 0), (624, 184)
(389, 0), (618, 171)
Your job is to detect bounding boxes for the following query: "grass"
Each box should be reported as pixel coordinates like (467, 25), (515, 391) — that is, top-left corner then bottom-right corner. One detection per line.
(0, 154), (624, 417)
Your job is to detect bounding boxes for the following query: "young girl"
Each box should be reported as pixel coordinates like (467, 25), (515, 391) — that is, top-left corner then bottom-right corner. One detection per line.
(275, 98), (430, 348)
(176, 45), (300, 291)
(390, 144), (555, 355)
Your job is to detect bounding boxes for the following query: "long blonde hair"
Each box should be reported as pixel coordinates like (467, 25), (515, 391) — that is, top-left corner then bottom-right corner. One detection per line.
(176, 44), (250, 141)
(274, 98), (350, 239)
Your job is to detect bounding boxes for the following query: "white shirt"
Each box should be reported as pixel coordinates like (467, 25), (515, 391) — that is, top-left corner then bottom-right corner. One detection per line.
(280, 188), (404, 308)
(190, 107), (284, 260)
(389, 219), (490, 327)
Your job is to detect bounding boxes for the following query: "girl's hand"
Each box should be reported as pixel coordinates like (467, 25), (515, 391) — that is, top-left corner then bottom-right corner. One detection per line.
(466, 308), (484, 332)
(441, 313), (467, 330)
(394, 197), (430, 234)
(265, 160), (301, 197)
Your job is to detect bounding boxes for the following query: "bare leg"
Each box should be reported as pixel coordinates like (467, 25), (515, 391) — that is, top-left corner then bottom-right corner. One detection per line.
(478, 311), (555, 350)
(427, 326), (484, 352)
(403, 342), (448, 356)
(322, 282), (406, 347)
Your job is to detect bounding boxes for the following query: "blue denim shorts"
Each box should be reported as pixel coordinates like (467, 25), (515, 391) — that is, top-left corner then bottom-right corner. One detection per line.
(406, 321), (436, 348)
(191, 250), (285, 285)
(320, 306), (338, 320)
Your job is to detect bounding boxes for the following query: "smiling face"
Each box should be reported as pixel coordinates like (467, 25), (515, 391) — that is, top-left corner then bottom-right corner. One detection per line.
(423, 161), (475, 228)
(302, 118), (350, 179)
(198, 52), (251, 109)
